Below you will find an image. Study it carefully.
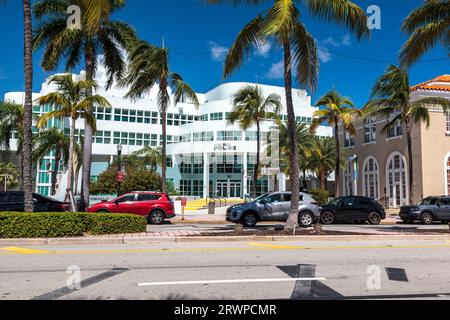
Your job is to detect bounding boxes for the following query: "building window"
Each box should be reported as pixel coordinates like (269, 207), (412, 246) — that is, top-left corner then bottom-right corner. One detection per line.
(446, 112), (450, 135)
(180, 133), (191, 143)
(245, 131), (268, 142)
(364, 117), (376, 144)
(193, 132), (214, 142)
(386, 152), (408, 207)
(193, 154), (204, 174)
(192, 180), (203, 197)
(94, 106), (112, 121)
(363, 157), (379, 200)
(216, 155), (243, 174)
(387, 111), (403, 138)
(94, 131), (111, 144)
(217, 131), (242, 141)
(179, 180), (191, 195)
(344, 131), (355, 148)
(210, 112), (223, 121)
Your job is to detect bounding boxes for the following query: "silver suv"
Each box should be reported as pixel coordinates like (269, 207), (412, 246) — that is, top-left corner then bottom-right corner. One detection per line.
(226, 192), (321, 228)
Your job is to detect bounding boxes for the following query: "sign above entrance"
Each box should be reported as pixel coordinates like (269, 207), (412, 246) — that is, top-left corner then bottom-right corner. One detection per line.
(214, 143), (237, 151)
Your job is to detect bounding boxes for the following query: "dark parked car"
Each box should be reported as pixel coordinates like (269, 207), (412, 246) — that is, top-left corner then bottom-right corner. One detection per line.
(400, 196), (450, 225)
(87, 192), (175, 225)
(320, 196), (386, 225)
(0, 192), (70, 212)
(226, 192), (321, 228)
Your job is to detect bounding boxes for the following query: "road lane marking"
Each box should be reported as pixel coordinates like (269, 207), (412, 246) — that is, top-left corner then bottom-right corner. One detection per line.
(138, 277), (327, 287)
(0, 247), (52, 255)
(1, 242), (450, 257)
(248, 242), (450, 251)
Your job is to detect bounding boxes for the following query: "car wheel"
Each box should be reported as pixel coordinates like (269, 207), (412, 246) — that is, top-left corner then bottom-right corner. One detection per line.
(321, 211), (335, 225)
(96, 210), (109, 213)
(149, 210), (165, 225)
(368, 212), (382, 225)
(421, 212), (433, 225)
(242, 213), (257, 228)
(298, 212), (314, 228)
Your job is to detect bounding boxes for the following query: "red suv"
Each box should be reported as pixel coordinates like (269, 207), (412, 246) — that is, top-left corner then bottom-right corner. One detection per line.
(87, 192), (175, 224)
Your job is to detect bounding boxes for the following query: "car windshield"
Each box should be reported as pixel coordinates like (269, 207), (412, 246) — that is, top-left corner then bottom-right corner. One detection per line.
(417, 198), (439, 205)
(254, 194), (270, 203)
(328, 198), (344, 206)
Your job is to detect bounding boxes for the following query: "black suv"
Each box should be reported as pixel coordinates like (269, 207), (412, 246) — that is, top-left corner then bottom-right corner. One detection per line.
(0, 192), (69, 212)
(320, 196), (386, 225)
(400, 196), (450, 225)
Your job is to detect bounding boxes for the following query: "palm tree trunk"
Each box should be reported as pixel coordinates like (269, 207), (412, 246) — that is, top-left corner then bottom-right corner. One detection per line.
(406, 120), (414, 205)
(319, 169), (327, 190)
(23, 0), (34, 212)
(19, 154), (24, 191)
(334, 122), (341, 197)
(283, 40), (300, 231)
(254, 121), (261, 199)
(65, 118), (76, 210)
(80, 44), (95, 211)
(160, 85), (168, 194)
(51, 149), (61, 196)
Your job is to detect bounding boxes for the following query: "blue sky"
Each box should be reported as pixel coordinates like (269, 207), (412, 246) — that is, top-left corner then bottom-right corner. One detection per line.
(0, 0), (448, 107)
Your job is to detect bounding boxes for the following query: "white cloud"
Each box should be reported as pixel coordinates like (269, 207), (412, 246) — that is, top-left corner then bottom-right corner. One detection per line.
(208, 41), (228, 62)
(317, 34), (351, 63)
(318, 47), (332, 63)
(266, 60), (284, 80)
(255, 41), (272, 58)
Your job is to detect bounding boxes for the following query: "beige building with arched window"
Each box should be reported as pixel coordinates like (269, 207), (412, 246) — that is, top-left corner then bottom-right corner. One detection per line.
(339, 75), (450, 208)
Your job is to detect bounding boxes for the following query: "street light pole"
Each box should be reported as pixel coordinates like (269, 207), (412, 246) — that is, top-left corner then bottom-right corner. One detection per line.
(117, 144), (123, 197)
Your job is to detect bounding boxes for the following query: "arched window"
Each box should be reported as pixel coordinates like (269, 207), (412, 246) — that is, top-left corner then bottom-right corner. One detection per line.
(386, 152), (408, 207)
(363, 157), (379, 199)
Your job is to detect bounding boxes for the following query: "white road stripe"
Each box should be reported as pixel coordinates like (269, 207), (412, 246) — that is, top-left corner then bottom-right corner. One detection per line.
(138, 277), (327, 287)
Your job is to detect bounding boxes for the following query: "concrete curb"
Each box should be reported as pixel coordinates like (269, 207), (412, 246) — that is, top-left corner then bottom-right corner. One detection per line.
(1, 234), (450, 246)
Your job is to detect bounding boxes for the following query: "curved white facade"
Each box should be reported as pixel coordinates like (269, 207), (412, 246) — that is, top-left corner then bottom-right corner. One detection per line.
(3, 69), (332, 199)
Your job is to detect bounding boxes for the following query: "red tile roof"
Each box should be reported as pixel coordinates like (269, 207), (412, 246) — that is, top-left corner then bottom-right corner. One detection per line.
(411, 75), (450, 92)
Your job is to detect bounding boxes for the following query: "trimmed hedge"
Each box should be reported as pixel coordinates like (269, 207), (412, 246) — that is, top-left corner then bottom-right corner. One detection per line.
(0, 212), (147, 238)
(309, 189), (330, 206)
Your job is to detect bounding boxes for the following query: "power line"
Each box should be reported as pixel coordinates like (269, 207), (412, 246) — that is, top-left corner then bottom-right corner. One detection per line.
(170, 49), (449, 64)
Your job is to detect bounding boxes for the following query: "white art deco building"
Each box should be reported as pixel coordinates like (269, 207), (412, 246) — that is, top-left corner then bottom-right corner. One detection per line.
(3, 67), (332, 200)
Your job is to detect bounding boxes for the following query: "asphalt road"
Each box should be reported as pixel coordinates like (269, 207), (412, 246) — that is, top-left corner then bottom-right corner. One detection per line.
(147, 222), (450, 235)
(1, 239), (450, 300)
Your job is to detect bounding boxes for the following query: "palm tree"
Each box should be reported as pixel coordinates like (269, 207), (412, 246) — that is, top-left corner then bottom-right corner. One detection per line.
(274, 118), (315, 174)
(210, 0), (369, 230)
(400, 0), (450, 68)
(0, 162), (20, 192)
(310, 90), (360, 198)
(36, 74), (111, 210)
(33, 0), (137, 211)
(132, 146), (162, 173)
(228, 85), (281, 198)
(365, 65), (450, 204)
(309, 137), (337, 190)
(0, 102), (26, 190)
(119, 41), (200, 193)
(23, 0), (34, 212)
(32, 128), (70, 196)
(0, 102), (24, 150)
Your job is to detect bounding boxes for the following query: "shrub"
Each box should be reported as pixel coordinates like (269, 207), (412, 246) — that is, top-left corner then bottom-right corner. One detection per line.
(309, 189), (330, 205)
(0, 212), (85, 238)
(87, 213), (147, 235)
(0, 212), (147, 238)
